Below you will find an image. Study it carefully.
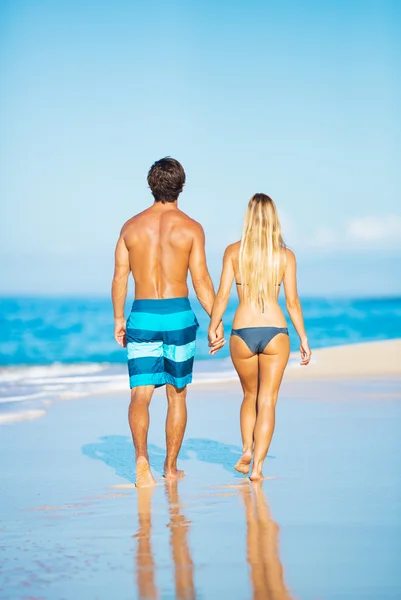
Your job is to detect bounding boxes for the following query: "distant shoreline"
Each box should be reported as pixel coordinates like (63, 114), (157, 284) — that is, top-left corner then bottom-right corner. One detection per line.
(1, 337), (400, 371)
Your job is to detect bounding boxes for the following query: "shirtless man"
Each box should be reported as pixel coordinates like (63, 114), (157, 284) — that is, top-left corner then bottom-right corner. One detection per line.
(112, 157), (225, 487)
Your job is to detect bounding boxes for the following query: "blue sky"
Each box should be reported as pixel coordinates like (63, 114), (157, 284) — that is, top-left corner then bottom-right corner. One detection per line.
(1, 0), (400, 297)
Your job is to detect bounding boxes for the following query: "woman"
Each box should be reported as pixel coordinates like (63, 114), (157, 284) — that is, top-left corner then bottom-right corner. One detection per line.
(208, 193), (311, 481)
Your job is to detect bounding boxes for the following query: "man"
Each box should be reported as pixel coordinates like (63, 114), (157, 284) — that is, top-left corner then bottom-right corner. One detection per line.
(112, 157), (224, 487)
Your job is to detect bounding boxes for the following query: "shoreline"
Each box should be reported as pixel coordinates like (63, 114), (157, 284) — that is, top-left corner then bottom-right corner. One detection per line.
(1, 337), (400, 375)
(0, 339), (400, 425)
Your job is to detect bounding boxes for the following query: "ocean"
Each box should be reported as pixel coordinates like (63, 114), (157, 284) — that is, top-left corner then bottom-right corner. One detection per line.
(1, 296), (400, 423)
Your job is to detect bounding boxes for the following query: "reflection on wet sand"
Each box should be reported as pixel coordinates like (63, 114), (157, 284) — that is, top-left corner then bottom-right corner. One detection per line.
(134, 481), (290, 599)
(165, 481), (196, 600)
(240, 484), (293, 600)
(134, 482), (194, 600)
(134, 486), (158, 599)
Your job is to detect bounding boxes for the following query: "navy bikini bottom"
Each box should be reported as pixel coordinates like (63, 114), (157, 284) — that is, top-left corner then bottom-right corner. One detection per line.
(231, 326), (289, 354)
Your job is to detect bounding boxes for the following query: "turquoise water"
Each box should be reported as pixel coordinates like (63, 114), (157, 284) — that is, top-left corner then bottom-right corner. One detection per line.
(1, 295), (400, 418)
(1, 296), (401, 366)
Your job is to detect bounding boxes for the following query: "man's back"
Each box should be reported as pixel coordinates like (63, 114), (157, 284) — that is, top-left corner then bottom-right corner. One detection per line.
(122, 203), (197, 299)
(111, 157), (224, 487)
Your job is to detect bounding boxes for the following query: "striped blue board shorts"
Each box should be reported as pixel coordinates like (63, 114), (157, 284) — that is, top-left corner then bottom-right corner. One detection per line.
(126, 297), (199, 389)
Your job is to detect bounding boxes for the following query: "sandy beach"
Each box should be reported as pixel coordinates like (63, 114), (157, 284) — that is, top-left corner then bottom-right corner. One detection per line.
(1, 339), (401, 599)
(285, 338), (401, 380)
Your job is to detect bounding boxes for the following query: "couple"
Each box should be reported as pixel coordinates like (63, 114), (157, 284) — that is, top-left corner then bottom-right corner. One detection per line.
(112, 157), (311, 488)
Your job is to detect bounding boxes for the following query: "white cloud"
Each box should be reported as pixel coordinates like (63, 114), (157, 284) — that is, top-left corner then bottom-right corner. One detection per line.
(346, 215), (401, 242)
(286, 214), (401, 250)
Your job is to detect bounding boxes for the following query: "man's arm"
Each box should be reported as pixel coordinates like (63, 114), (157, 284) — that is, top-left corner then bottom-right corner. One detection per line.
(188, 222), (225, 352)
(112, 231), (130, 347)
(188, 223), (215, 317)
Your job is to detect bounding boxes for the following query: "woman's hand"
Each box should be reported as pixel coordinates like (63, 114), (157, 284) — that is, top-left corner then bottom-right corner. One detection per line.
(114, 318), (127, 348)
(208, 322), (226, 355)
(300, 338), (311, 365)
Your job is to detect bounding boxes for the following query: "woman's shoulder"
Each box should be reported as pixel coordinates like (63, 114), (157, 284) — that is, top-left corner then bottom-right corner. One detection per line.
(283, 246), (296, 263)
(224, 240), (241, 257)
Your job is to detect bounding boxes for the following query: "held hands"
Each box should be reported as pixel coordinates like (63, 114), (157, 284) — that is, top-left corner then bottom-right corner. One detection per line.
(208, 322), (226, 355)
(300, 338), (311, 366)
(114, 318), (127, 348)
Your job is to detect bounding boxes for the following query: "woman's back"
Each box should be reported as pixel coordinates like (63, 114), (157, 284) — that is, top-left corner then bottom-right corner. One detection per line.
(227, 241), (289, 329)
(209, 192), (309, 364)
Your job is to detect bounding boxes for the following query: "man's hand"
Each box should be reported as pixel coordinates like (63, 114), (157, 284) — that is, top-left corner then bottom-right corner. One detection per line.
(208, 322), (226, 355)
(300, 338), (311, 365)
(114, 318), (127, 348)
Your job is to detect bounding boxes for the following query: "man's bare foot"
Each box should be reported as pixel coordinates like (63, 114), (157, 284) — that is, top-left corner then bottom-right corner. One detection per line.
(135, 457), (156, 488)
(249, 470), (264, 482)
(235, 451), (252, 475)
(164, 461), (185, 480)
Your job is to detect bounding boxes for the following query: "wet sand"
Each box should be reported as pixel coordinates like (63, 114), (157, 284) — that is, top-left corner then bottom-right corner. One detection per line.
(1, 369), (401, 599)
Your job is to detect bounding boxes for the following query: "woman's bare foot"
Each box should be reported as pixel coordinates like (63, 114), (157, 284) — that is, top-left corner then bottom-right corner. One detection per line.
(164, 461), (185, 480)
(235, 451), (252, 475)
(135, 457), (156, 488)
(249, 469), (264, 482)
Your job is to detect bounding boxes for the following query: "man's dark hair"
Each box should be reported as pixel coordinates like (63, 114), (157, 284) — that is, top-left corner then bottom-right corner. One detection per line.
(147, 157), (186, 203)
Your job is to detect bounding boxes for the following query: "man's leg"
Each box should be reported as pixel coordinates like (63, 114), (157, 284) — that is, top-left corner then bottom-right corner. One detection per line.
(129, 385), (156, 487)
(164, 384), (187, 479)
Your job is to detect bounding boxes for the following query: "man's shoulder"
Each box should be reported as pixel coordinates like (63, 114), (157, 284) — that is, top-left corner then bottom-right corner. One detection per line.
(173, 210), (204, 235)
(120, 209), (150, 234)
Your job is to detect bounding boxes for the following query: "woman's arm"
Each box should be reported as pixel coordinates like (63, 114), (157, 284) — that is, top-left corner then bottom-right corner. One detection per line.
(208, 245), (235, 354)
(283, 249), (311, 366)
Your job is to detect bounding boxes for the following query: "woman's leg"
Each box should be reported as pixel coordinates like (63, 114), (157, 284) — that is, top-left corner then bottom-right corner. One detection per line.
(230, 335), (259, 474)
(250, 334), (290, 481)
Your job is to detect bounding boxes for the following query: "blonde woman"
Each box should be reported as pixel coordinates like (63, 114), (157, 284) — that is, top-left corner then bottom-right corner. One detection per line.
(208, 193), (311, 481)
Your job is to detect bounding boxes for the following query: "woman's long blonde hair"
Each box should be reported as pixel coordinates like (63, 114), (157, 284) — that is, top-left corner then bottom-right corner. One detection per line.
(239, 193), (286, 310)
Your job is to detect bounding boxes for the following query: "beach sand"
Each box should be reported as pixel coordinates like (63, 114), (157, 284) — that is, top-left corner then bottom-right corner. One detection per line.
(1, 340), (401, 599)
(285, 338), (401, 380)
